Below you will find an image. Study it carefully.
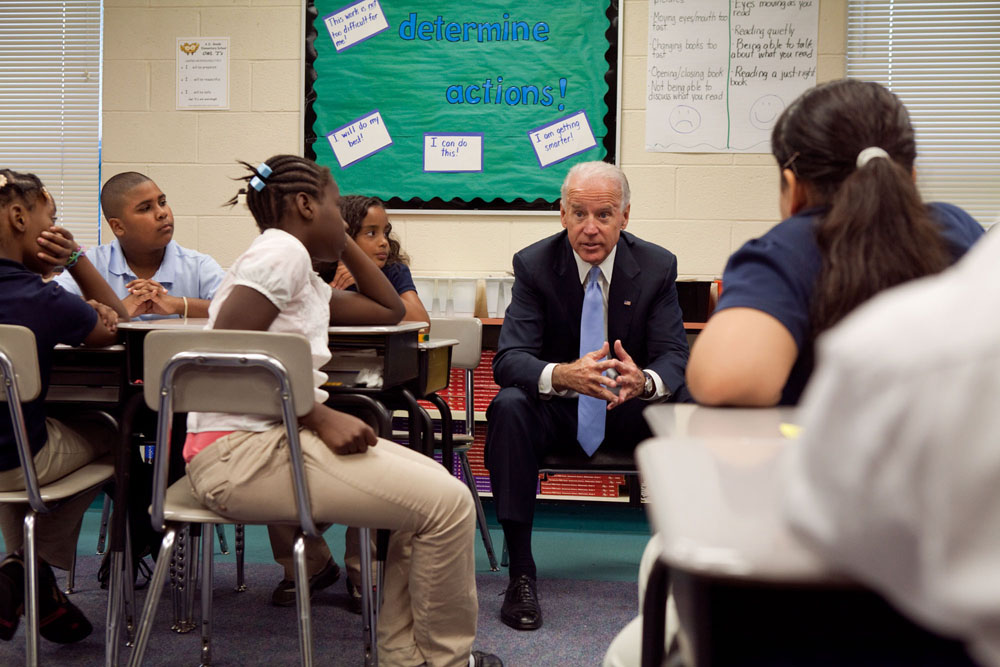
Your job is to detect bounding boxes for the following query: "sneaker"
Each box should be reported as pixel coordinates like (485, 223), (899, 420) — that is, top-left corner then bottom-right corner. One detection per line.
(345, 577), (362, 615)
(271, 558), (341, 607)
(0, 554), (25, 641)
(37, 560), (92, 644)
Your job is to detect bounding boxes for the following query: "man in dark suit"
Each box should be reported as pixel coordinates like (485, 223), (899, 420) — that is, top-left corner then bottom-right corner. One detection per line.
(486, 161), (690, 631)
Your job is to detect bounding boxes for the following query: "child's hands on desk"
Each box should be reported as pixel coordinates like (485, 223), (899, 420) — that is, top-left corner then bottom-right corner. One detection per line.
(124, 278), (167, 317)
(87, 299), (119, 333)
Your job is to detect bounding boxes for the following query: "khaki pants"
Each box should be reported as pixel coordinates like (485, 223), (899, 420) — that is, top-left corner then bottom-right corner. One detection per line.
(186, 427), (477, 667)
(0, 417), (111, 570)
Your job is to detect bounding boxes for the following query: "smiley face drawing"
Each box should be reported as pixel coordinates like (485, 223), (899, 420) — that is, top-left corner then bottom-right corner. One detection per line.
(668, 105), (701, 134)
(749, 95), (784, 130)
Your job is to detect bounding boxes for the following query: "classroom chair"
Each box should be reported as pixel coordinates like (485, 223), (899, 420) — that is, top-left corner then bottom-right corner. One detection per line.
(426, 317), (499, 571)
(127, 330), (379, 667)
(0, 325), (117, 666)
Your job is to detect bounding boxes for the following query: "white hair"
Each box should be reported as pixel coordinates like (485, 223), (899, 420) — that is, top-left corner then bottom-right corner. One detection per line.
(560, 161), (630, 211)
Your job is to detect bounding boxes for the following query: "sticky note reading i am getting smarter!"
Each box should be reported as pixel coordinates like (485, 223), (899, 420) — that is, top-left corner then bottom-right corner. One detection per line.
(324, 0), (390, 52)
(423, 133), (483, 173)
(327, 110), (393, 168)
(527, 110), (598, 168)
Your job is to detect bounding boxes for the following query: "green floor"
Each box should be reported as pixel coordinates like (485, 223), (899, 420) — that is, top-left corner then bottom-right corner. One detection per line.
(67, 497), (652, 582)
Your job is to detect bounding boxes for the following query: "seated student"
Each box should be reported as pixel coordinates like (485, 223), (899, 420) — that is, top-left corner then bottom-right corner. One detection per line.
(266, 195), (414, 611)
(686, 78), (984, 407)
(183, 154), (501, 667)
(785, 228), (1000, 665)
(333, 195), (430, 324)
(0, 168), (128, 644)
(326, 194), (431, 611)
(56, 171), (224, 319)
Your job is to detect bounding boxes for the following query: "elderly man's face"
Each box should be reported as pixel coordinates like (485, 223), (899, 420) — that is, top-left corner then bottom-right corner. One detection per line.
(560, 173), (629, 265)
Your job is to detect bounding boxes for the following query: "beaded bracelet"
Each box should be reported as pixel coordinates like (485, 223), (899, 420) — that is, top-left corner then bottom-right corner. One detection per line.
(65, 245), (87, 269)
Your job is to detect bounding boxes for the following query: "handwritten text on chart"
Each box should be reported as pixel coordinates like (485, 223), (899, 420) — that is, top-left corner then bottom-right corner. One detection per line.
(645, 0), (817, 152)
(325, 0), (389, 52)
(327, 110), (393, 168)
(527, 111), (597, 168)
(424, 134), (483, 172)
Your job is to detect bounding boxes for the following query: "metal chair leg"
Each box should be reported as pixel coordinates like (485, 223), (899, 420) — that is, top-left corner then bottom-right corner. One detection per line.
(127, 529), (177, 667)
(185, 526), (201, 632)
(65, 549), (76, 594)
(106, 550), (125, 667)
(459, 451), (499, 570)
(235, 524), (246, 592)
(201, 524), (215, 667)
(171, 524), (195, 633)
(501, 536), (509, 568)
(24, 512), (39, 667)
(215, 523), (229, 555)
(123, 520), (137, 644)
(293, 534), (314, 667)
(358, 526), (376, 667)
(96, 494), (111, 554)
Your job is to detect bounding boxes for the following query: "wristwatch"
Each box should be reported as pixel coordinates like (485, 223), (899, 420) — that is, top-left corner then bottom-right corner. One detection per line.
(641, 371), (655, 399)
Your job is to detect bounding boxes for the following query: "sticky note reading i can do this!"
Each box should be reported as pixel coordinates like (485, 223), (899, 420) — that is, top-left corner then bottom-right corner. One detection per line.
(423, 133), (483, 173)
(327, 110), (393, 168)
(324, 0), (390, 52)
(527, 110), (598, 168)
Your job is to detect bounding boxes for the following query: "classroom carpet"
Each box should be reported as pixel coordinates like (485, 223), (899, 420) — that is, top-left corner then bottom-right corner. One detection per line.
(0, 498), (651, 666)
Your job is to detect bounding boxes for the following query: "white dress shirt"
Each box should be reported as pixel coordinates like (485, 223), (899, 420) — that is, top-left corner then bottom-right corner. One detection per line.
(784, 230), (1000, 665)
(538, 246), (668, 399)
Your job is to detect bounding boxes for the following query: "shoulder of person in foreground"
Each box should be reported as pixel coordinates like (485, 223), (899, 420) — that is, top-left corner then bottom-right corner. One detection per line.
(784, 231), (1000, 661)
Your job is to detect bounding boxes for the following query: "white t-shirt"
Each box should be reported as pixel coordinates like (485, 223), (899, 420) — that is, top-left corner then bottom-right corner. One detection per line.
(187, 228), (332, 434)
(784, 230), (1000, 664)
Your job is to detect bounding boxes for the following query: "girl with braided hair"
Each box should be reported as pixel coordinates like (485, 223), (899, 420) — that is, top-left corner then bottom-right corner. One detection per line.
(184, 155), (501, 667)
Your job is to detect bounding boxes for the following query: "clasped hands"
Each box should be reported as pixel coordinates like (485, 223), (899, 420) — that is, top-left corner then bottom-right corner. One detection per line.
(123, 278), (183, 318)
(551, 340), (646, 409)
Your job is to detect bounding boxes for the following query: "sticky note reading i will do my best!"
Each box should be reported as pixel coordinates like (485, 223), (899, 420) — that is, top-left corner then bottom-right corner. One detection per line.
(527, 110), (598, 168)
(327, 110), (393, 168)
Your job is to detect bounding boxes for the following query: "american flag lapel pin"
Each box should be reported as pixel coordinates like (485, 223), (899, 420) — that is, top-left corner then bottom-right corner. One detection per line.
(623, 300), (632, 306)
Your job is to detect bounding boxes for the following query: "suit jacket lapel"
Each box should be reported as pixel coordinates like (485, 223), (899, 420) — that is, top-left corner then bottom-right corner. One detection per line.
(608, 234), (639, 348)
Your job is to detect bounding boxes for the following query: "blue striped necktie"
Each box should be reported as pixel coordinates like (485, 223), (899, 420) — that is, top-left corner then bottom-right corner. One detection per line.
(577, 266), (606, 456)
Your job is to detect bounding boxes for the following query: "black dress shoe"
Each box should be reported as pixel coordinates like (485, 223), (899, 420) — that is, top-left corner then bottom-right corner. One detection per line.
(500, 574), (541, 630)
(472, 649), (503, 666)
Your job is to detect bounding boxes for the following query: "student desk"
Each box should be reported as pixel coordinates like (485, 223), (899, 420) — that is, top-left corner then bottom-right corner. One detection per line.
(635, 405), (975, 667)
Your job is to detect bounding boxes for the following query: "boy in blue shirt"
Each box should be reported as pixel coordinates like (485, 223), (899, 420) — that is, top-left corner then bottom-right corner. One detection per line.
(56, 171), (224, 319)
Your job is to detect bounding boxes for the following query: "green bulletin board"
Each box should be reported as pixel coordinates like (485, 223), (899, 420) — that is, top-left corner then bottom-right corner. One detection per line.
(305, 0), (619, 209)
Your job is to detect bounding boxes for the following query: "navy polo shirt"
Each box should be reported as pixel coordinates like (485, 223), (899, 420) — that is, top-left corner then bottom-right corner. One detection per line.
(346, 262), (418, 296)
(0, 259), (97, 470)
(715, 202), (984, 405)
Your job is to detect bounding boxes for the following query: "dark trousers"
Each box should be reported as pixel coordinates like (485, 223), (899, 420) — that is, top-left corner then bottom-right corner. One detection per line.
(485, 386), (651, 525)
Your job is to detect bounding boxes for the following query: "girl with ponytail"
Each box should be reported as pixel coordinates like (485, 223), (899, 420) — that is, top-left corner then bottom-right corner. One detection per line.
(687, 79), (984, 406)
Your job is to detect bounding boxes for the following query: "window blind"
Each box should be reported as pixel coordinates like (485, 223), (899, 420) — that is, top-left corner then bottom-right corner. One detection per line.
(847, 1), (1000, 227)
(0, 1), (102, 246)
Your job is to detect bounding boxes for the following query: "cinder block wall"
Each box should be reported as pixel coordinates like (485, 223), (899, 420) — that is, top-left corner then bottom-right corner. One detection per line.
(102, 0), (847, 278)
